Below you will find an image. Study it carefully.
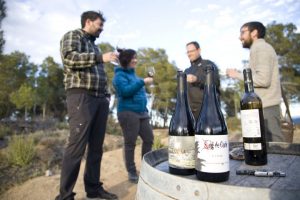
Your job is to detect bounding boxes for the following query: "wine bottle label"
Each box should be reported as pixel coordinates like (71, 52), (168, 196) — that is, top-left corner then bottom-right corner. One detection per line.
(241, 109), (261, 138)
(168, 136), (195, 169)
(195, 135), (229, 173)
(244, 142), (262, 150)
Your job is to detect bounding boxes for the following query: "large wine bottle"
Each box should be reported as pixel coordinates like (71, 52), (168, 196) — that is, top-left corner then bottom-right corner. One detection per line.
(240, 68), (267, 165)
(195, 65), (229, 182)
(168, 71), (196, 176)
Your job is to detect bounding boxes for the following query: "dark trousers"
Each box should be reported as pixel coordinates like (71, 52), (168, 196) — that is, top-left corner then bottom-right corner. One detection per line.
(117, 111), (154, 174)
(58, 93), (109, 200)
(264, 105), (284, 142)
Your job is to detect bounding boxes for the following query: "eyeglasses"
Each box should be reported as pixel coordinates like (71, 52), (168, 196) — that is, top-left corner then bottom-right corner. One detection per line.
(186, 49), (198, 54)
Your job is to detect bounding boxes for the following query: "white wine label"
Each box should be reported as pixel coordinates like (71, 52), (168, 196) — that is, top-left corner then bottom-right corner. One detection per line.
(244, 142), (262, 150)
(241, 109), (261, 138)
(195, 135), (229, 173)
(168, 136), (195, 169)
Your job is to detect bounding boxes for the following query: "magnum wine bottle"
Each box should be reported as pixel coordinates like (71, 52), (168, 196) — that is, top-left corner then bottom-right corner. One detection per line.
(168, 71), (196, 175)
(240, 68), (267, 165)
(195, 65), (229, 182)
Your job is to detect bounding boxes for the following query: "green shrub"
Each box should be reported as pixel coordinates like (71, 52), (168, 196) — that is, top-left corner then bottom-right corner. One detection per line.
(7, 135), (36, 167)
(56, 122), (69, 130)
(0, 125), (14, 139)
(152, 135), (165, 150)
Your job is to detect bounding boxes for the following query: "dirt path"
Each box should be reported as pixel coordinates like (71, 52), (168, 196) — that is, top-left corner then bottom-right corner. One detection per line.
(1, 146), (142, 200)
(1, 128), (298, 200)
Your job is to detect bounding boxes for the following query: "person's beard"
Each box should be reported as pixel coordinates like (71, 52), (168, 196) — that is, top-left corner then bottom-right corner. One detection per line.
(90, 25), (103, 38)
(242, 37), (253, 49)
(93, 29), (102, 38)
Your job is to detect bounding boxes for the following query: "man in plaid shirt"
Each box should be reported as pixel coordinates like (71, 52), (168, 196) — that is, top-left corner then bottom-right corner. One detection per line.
(56, 11), (118, 200)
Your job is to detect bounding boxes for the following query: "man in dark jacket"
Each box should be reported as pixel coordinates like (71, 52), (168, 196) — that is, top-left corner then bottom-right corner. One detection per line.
(184, 41), (221, 120)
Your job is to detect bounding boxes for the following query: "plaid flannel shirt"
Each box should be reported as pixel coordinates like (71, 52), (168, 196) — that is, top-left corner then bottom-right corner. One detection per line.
(60, 29), (109, 97)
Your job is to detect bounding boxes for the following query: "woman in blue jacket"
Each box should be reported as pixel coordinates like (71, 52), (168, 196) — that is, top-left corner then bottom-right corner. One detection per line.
(113, 49), (154, 183)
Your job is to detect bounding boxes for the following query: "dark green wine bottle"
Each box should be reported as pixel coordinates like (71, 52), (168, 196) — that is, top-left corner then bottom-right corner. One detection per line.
(195, 65), (229, 182)
(240, 68), (267, 165)
(168, 71), (195, 176)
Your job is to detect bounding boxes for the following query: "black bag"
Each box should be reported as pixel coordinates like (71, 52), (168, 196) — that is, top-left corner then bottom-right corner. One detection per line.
(281, 85), (294, 143)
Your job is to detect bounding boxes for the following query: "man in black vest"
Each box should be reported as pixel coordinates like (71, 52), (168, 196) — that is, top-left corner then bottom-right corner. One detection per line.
(184, 41), (221, 120)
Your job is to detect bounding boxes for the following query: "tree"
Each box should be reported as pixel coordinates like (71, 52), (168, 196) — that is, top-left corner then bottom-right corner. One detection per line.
(0, 51), (33, 118)
(136, 48), (177, 127)
(10, 84), (35, 121)
(265, 22), (300, 101)
(37, 56), (65, 120)
(0, 0), (6, 54)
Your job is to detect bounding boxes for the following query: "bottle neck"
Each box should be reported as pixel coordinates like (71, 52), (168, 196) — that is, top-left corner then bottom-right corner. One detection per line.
(170, 71), (195, 135)
(204, 68), (216, 97)
(196, 65), (227, 134)
(176, 72), (188, 104)
(243, 68), (254, 93)
(202, 68), (221, 115)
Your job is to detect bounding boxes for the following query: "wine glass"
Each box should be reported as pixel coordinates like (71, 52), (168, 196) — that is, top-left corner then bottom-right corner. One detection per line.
(146, 66), (155, 78)
(110, 46), (120, 66)
(146, 66), (155, 91)
(110, 39), (124, 66)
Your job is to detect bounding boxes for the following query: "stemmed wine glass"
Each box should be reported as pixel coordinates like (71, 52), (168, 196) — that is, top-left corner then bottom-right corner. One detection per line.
(110, 46), (120, 66)
(146, 66), (155, 78)
(110, 39), (124, 66)
(146, 66), (155, 90)
(145, 67), (155, 121)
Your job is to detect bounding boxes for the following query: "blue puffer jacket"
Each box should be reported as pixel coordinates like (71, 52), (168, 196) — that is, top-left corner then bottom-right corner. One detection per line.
(113, 67), (148, 113)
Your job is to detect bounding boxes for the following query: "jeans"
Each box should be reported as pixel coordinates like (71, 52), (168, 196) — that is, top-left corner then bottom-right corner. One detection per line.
(117, 111), (154, 174)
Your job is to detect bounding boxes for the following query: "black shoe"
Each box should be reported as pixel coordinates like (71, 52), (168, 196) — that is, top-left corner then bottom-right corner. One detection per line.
(128, 172), (139, 184)
(55, 193), (75, 200)
(86, 188), (118, 200)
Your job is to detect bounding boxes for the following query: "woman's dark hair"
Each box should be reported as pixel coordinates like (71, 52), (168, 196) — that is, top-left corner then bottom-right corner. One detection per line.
(117, 48), (136, 68)
(81, 11), (106, 28)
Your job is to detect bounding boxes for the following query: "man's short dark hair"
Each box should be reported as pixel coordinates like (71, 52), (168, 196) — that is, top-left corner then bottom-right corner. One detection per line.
(81, 11), (106, 28)
(241, 21), (266, 38)
(186, 41), (200, 49)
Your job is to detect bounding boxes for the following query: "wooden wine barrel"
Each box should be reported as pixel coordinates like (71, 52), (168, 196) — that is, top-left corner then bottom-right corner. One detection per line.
(136, 142), (300, 200)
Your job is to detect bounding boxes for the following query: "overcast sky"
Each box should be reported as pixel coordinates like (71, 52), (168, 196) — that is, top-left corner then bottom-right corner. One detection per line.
(2, 0), (300, 73)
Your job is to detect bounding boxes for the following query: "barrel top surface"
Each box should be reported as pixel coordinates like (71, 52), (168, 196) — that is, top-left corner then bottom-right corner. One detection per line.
(144, 142), (300, 191)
